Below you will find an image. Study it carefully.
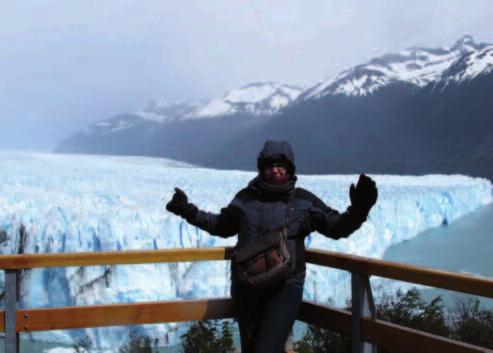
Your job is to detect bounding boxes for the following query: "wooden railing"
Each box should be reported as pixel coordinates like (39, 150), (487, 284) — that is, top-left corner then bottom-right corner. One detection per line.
(0, 247), (492, 353)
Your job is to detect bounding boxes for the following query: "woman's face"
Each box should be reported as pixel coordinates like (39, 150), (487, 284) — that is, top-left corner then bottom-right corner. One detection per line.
(262, 162), (287, 180)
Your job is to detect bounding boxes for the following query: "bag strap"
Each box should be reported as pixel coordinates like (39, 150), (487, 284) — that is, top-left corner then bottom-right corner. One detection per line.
(282, 188), (297, 230)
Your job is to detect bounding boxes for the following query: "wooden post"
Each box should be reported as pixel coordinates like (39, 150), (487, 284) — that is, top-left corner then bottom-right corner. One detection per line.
(5, 269), (19, 353)
(352, 273), (376, 353)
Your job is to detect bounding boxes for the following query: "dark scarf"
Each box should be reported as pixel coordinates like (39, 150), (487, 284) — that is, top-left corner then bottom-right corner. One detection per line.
(266, 174), (289, 185)
(247, 173), (297, 201)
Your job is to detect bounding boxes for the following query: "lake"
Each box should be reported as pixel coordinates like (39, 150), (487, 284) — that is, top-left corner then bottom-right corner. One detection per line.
(382, 201), (493, 309)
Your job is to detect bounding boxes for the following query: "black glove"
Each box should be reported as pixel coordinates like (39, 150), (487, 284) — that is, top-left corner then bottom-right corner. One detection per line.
(349, 173), (378, 216)
(166, 187), (196, 217)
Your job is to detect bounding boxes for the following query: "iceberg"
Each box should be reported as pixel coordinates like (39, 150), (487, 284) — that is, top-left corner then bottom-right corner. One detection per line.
(0, 150), (491, 348)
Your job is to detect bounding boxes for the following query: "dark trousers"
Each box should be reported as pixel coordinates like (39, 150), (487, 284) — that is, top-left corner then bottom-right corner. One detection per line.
(231, 278), (303, 353)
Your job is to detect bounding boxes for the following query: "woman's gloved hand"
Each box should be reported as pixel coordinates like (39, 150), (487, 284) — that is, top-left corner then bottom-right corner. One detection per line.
(166, 187), (195, 216)
(349, 174), (378, 215)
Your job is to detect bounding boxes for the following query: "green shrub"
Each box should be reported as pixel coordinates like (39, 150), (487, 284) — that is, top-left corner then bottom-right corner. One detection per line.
(293, 324), (350, 353)
(377, 287), (450, 338)
(294, 287), (492, 353)
(119, 330), (155, 353)
(181, 319), (235, 353)
(450, 297), (493, 349)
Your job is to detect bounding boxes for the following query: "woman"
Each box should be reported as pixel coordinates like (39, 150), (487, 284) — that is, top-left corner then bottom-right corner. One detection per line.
(166, 140), (378, 353)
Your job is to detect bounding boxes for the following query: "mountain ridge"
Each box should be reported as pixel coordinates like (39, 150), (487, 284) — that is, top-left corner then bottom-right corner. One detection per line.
(55, 36), (493, 180)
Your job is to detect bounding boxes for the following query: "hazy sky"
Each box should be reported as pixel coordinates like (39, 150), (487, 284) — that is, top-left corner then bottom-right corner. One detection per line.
(1, 0), (492, 150)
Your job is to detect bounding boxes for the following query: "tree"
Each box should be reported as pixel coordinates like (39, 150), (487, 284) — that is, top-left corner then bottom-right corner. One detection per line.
(293, 324), (350, 353)
(377, 287), (450, 339)
(294, 287), (452, 353)
(450, 297), (493, 349)
(181, 319), (235, 353)
(217, 320), (235, 352)
(293, 297), (351, 353)
(119, 330), (155, 353)
(375, 287), (450, 353)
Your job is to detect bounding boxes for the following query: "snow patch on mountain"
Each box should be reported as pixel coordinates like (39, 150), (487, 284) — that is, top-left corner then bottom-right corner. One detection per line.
(303, 35), (491, 99)
(442, 44), (493, 82)
(80, 100), (202, 136)
(134, 100), (204, 123)
(188, 82), (302, 118)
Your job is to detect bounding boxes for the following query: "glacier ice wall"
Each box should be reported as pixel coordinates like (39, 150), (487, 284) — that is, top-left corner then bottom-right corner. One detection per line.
(0, 151), (491, 348)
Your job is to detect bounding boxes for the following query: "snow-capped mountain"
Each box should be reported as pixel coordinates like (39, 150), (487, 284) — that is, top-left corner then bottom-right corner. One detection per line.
(188, 82), (302, 119)
(75, 82), (302, 137)
(301, 35), (493, 99)
(56, 81), (303, 159)
(81, 100), (203, 136)
(56, 35), (493, 181)
(205, 36), (493, 181)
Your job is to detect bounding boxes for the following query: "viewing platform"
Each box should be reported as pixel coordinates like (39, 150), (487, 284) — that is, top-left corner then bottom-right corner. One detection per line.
(0, 247), (492, 353)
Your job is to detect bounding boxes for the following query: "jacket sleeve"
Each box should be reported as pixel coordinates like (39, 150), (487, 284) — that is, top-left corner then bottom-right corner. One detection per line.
(180, 197), (240, 238)
(307, 191), (368, 240)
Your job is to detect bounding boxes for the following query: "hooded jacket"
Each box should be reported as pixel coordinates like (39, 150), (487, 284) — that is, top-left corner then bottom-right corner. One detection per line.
(256, 140), (296, 176)
(180, 140), (369, 286)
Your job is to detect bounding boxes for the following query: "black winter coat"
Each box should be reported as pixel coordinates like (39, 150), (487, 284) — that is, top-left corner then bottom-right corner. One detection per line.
(182, 183), (367, 285)
(180, 141), (368, 286)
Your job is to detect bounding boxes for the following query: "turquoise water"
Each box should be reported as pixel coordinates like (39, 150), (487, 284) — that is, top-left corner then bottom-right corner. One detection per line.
(0, 337), (186, 353)
(383, 202), (493, 309)
(0, 338), (73, 353)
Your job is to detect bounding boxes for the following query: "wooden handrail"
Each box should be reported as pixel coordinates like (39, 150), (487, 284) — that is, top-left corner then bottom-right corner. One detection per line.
(306, 249), (493, 298)
(11, 298), (235, 332)
(0, 247), (234, 269)
(0, 299), (489, 353)
(0, 247), (491, 298)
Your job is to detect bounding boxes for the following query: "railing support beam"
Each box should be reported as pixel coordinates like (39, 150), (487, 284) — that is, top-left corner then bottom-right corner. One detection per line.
(352, 273), (376, 353)
(5, 270), (19, 353)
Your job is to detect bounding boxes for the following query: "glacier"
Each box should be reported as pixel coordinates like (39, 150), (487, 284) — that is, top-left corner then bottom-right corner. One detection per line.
(0, 150), (491, 349)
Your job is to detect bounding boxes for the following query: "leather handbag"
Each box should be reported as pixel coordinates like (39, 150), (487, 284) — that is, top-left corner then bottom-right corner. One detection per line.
(232, 189), (297, 290)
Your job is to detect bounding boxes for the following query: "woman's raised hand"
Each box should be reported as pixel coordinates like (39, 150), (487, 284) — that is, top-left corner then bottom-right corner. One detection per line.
(166, 187), (190, 216)
(349, 173), (378, 212)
